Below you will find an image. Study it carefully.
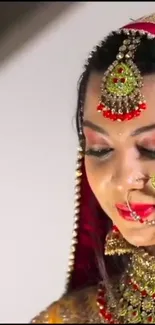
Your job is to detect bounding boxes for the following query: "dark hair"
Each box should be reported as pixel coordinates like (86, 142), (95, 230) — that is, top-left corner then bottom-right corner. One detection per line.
(75, 30), (155, 302)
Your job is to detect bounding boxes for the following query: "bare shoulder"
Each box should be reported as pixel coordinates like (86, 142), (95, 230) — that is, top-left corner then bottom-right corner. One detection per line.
(30, 285), (100, 324)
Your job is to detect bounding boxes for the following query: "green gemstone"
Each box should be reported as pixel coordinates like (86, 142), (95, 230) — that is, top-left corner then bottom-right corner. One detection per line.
(106, 62), (138, 96)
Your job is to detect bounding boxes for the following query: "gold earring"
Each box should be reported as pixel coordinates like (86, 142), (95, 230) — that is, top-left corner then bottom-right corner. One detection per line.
(104, 225), (134, 256)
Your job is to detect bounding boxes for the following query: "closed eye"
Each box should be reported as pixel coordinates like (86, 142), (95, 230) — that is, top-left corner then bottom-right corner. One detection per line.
(84, 148), (113, 158)
(84, 145), (155, 160)
(137, 145), (155, 159)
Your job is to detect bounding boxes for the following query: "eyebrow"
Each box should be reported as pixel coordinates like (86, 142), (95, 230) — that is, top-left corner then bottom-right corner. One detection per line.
(83, 120), (155, 137)
(83, 120), (109, 135)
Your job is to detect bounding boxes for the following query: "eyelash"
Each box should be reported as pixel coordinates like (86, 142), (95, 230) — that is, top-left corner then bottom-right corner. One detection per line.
(85, 145), (155, 159)
(137, 145), (155, 159)
(85, 148), (113, 158)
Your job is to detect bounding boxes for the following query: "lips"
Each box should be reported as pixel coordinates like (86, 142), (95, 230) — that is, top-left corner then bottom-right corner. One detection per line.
(116, 203), (155, 221)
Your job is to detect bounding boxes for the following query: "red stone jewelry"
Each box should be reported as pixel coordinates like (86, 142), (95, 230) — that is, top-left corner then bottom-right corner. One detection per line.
(97, 283), (119, 324)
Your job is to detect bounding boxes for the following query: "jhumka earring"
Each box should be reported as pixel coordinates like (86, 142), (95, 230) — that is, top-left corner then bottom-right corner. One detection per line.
(104, 224), (133, 256)
(97, 36), (147, 121)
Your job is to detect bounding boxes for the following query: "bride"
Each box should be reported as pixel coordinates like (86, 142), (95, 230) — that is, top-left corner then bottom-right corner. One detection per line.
(31, 12), (155, 324)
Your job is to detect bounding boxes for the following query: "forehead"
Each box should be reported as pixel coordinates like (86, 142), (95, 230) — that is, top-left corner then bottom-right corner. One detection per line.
(84, 73), (155, 136)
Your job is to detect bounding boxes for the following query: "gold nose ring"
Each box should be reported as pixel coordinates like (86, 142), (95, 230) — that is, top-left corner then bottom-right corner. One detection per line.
(135, 175), (155, 189)
(150, 175), (155, 189)
(126, 191), (141, 221)
(126, 189), (155, 226)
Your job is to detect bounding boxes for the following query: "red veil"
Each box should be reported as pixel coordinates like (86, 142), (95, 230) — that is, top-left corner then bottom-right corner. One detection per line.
(64, 14), (155, 293)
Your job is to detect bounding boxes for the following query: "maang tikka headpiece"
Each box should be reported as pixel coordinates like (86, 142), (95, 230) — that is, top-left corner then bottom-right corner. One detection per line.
(97, 36), (147, 121)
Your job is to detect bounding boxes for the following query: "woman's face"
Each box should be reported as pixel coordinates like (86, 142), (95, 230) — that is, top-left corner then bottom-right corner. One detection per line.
(83, 72), (155, 247)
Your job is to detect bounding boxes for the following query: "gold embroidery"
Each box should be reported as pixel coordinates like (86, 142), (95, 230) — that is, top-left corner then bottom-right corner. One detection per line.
(136, 13), (155, 24)
(30, 287), (102, 324)
(30, 302), (60, 324)
(31, 310), (50, 324)
(59, 287), (101, 324)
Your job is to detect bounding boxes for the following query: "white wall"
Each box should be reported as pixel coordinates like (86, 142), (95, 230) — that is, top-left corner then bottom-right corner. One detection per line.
(0, 2), (155, 322)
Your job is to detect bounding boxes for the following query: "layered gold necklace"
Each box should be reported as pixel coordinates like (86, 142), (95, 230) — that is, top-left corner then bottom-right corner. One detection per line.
(97, 248), (155, 323)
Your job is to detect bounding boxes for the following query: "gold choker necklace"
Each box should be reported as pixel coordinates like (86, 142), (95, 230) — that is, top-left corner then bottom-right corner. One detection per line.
(97, 248), (155, 323)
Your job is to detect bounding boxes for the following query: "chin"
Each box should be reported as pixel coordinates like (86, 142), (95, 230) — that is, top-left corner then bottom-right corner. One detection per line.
(122, 228), (155, 247)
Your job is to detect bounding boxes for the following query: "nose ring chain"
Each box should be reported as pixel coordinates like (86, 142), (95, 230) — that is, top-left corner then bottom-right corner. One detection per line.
(126, 175), (155, 226)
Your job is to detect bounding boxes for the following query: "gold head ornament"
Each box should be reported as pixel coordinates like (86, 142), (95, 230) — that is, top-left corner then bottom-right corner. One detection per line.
(97, 36), (147, 121)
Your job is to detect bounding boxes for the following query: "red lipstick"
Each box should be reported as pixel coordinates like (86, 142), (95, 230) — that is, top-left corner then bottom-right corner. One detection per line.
(116, 203), (155, 221)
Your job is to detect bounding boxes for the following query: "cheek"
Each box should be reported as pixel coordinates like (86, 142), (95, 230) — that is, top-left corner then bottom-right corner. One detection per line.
(84, 157), (110, 197)
(84, 157), (114, 218)
(84, 157), (97, 187)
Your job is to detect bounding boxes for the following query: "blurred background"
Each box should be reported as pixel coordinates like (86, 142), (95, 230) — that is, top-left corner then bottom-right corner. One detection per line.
(0, 1), (155, 323)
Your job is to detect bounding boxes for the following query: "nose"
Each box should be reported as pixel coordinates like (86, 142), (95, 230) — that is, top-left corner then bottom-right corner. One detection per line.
(112, 168), (146, 194)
